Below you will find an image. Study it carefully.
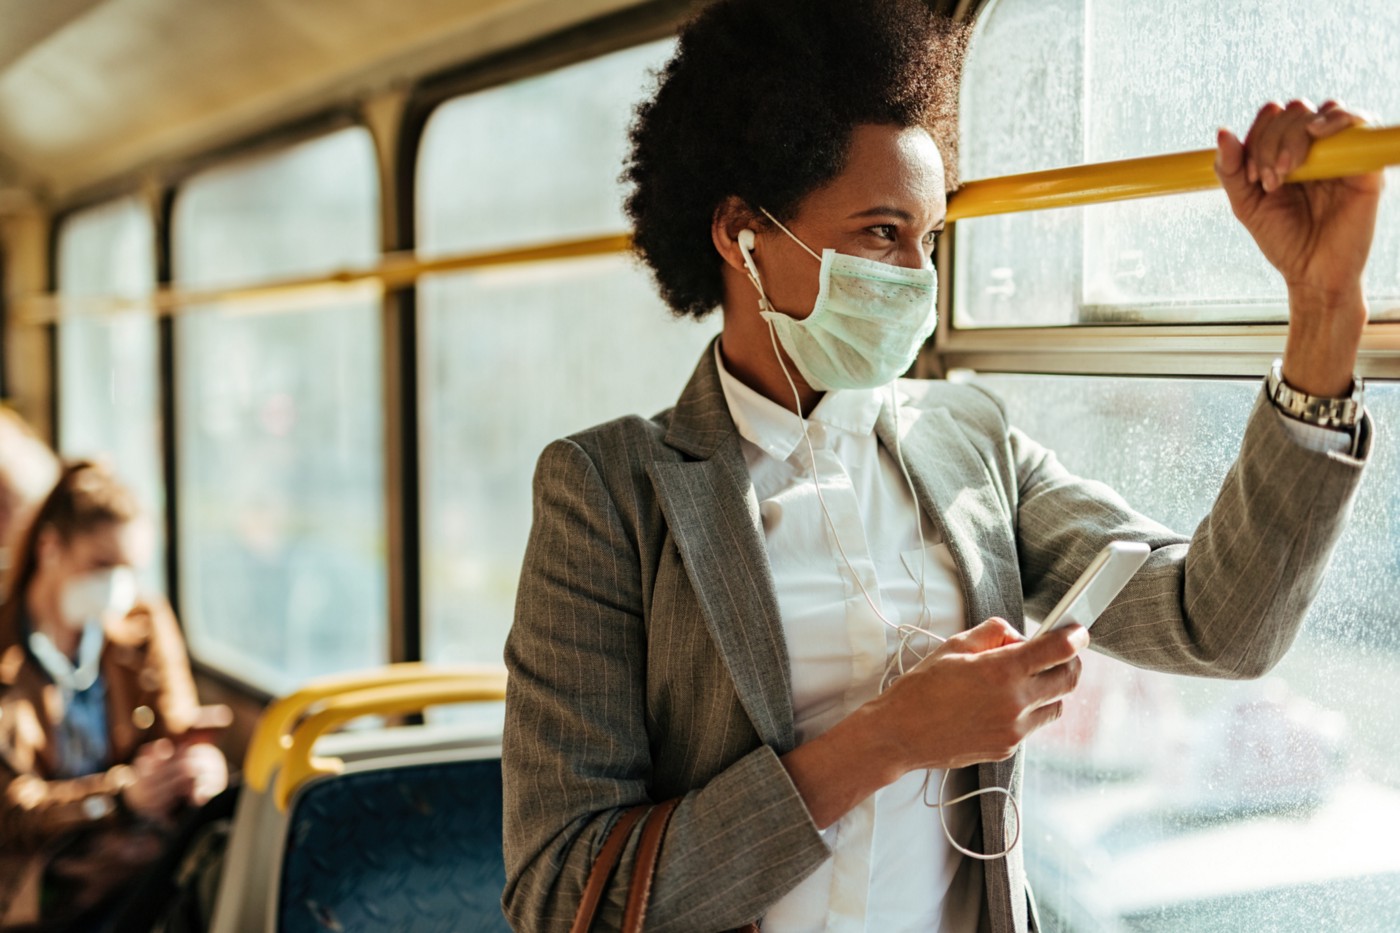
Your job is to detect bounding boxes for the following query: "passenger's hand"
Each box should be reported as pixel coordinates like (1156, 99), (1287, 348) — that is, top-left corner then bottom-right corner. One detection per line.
(1216, 99), (1384, 396)
(173, 741), (229, 807)
(120, 738), (228, 818)
(874, 617), (1086, 772)
(121, 738), (193, 820)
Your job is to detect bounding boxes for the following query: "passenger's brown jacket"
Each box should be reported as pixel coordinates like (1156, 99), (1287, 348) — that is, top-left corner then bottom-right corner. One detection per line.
(0, 598), (203, 927)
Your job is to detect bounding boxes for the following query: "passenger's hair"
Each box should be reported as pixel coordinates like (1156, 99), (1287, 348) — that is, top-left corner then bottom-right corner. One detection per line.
(624, 0), (969, 319)
(0, 460), (142, 645)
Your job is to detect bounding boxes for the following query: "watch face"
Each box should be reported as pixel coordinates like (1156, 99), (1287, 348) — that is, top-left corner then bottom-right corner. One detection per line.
(82, 794), (115, 820)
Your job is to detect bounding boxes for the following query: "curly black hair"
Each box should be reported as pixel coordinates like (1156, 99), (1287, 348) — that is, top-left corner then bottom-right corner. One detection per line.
(624, 0), (968, 319)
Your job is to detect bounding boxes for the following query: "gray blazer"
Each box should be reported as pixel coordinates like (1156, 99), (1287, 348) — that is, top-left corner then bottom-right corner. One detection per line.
(502, 343), (1370, 933)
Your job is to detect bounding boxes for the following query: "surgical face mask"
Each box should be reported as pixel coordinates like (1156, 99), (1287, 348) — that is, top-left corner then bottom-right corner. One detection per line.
(738, 208), (938, 391)
(59, 566), (137, 629)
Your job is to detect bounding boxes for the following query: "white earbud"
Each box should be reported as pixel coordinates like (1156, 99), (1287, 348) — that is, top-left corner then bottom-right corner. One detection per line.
(737, 229), (763, 285)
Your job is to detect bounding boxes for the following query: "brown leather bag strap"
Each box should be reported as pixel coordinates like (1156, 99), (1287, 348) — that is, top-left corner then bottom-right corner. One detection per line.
(571, 799), (762, 933)
(621, 798), (681, 932)
(570, 803), (649, 933)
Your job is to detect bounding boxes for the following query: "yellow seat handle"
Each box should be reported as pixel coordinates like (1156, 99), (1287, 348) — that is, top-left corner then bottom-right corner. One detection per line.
(245, 663), (501, 792)
(272, 670), (508, 811)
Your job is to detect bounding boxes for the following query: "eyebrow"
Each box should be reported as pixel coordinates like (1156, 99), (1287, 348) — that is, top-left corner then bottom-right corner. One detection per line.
(847, 206), (947, 229)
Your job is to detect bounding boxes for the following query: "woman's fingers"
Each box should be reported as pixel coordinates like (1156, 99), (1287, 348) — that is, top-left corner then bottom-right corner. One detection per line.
(1246, 99), (1319, 193)
(1029, 655), (1082, 708)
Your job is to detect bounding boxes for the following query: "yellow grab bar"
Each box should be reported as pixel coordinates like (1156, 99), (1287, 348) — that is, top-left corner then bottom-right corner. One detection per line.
(244, 663), (503, 793)
(947, 124), (1400, 221)
(19, 125), (1399, 323)
(272, 671), (509, 811)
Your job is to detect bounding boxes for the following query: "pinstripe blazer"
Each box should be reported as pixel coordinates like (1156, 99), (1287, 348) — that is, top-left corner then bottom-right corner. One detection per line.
(502, 342), (1370, 933)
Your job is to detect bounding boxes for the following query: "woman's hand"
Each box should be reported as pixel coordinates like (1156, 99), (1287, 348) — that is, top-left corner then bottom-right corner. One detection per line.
(1216, 99), (1385, 397)
(780, 617), (1085, 829)
(120, 737), (229, 819)
(876, 617), (1085, 772)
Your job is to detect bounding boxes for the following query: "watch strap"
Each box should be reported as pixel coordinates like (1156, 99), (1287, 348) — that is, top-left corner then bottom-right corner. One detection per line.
(1267, 359), (1364, 431)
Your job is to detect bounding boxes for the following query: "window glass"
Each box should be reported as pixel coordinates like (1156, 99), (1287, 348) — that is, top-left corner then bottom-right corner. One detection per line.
(956, 0), (1400, 327)
(972, 372), (1400, 932)
(173, 128), (387, 692)
(418, 39), (719, 668)
(56, 197), (165, 594)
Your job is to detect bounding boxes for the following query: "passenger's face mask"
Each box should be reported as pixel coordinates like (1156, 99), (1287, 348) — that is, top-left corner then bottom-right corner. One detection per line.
(738, 207), (938, 391)
(59, 566), (137, 629)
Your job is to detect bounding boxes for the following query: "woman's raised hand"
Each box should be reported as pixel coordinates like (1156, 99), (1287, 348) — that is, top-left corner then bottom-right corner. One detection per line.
(1215, 99), (1385, 396)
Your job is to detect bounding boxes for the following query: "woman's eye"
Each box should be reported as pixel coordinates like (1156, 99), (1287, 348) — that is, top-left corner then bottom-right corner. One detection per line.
(869, 224), (897, 241)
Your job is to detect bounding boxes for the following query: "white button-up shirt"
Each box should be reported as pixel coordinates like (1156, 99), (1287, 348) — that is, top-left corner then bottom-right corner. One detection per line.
(715, 346), (978, 931)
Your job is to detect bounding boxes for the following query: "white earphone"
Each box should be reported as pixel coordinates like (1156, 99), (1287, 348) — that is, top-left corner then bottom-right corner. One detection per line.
(736, 229), (766, 297)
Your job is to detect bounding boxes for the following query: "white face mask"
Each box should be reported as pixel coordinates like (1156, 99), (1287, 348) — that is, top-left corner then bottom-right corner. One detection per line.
(738, 208), (938, 391)
(59, 566), (137, 629)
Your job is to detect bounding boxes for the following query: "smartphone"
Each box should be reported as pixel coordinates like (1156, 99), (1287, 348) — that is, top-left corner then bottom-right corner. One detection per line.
(173, 704), (234, 748)
(1034, 541), (1151, 637)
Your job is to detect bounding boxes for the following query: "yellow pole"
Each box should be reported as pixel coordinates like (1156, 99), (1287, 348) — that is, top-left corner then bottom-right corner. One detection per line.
(17, 126), (1400, 322)
(946, 124), (1400, 221)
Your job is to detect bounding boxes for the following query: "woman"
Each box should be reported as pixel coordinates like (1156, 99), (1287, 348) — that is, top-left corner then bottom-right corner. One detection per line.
(502, 1), (1379, 930)
(0, 461), (229, 929)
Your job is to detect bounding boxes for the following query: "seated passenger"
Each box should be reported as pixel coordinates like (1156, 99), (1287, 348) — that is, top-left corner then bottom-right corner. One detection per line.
(0, 461), (229, 930)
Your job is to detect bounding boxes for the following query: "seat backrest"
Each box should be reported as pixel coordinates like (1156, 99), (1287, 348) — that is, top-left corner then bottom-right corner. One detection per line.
(274, 746), (510, 933)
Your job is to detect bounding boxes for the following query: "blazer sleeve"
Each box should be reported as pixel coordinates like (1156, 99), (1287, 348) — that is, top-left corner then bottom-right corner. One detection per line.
(502, 438), (827, 933)
(1011, 388), (1371, 678)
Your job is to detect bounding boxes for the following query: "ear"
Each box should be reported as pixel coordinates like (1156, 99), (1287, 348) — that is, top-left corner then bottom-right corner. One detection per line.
(711, 196), (764, 273)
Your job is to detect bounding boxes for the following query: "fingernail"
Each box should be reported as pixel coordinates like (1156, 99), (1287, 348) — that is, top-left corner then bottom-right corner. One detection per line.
(1260, 167), (1274, 190)
(1276, 153), (1291, 177)
(1246, 161), (1258, 184)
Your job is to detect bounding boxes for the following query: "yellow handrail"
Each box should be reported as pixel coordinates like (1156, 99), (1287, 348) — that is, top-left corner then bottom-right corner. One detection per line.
(17, 124), (1400, 323)
(244, 663), (504, 793)
(272, 672), (509, 811)
(946, 124), (1400, 221)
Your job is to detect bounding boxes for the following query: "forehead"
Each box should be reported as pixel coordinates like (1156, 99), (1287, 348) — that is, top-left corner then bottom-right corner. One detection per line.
(801, 123), (947, 223)
(64, 519), (152, 567)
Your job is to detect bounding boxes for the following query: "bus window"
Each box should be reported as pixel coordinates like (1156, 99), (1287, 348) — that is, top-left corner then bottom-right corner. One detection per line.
(973, 373), (1400, 931)
(172, 127), (387, 693)
(957, 0), (1400, 927)
(56, 196), (165, 596)
(956, 0), (1400, 328)
(416, 39), (719, 668)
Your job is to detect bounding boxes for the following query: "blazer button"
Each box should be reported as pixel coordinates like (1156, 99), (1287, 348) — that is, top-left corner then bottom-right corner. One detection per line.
(132, 705), (156, 730)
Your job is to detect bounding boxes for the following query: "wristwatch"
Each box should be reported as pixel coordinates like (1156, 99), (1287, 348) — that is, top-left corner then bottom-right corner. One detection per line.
(81, 793), (116, 821)
(1266, 358), (1365, 432)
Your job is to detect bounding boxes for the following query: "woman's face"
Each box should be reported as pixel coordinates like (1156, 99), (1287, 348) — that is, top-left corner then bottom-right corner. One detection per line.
(745, 122), (947, 320)
(36, 519), (151, 625)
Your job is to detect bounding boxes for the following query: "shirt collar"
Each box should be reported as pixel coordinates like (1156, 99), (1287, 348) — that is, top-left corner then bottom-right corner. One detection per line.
(714, 342), (886, 462)
(23, 606), (105, 694)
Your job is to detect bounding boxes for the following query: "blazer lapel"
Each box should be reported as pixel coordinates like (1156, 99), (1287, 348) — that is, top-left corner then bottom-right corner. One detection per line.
(877, 392), (1026, 933)
(875, 398), (1022, 634)
(647, 343), (795, 752)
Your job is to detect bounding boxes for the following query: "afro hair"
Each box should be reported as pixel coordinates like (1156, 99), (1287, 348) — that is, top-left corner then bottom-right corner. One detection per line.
(623, 0), (968, 319)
